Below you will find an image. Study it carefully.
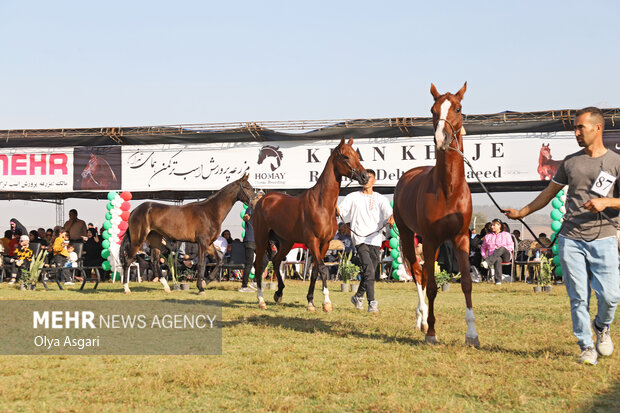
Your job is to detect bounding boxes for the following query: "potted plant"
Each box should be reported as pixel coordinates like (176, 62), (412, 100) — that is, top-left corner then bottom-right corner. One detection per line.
(539, 255), (553, 293)
(166, 252), (180, 291)
(339, 251), (360, 293)
(264, 262), (277, 290)
(178, 268), (192, 290)
(435, 269), (451, 292)
(19, 249), (48, 290)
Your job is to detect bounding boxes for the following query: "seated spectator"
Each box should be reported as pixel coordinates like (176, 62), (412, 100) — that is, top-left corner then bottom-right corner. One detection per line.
(530, 232), (552, 260)
(9, 218), (28, 237)
(178, 241), (199, 273)
(213, 234), (228, 262)
(7, 235), (34, 284)
(51, 229), (73, 285)
(480, 218), (513, 285)
(1, 230), (11, 253)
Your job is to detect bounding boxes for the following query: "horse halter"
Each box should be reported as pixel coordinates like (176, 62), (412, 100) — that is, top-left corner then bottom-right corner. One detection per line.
(238, 181), (255, 205)
(334, 146), (365, 183)
(435, 117), (462, 150)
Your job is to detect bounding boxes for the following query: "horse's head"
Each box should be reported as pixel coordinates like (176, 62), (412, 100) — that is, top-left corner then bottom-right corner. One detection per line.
(81, 154), (98, 179)
(332, 138), (369, 185)
(540, 143), (552, 159)
(235, 173), (255, 205)
(430, 82), (467, 151)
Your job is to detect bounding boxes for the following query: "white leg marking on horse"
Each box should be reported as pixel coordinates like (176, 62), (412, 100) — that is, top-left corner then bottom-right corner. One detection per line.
(123, 283), (131, 294)
(322, 287), (331, 304)
(435, 100), (452, 148)
(415, 283), (428, 332)
(160, 277), (171, 293)
(465, 308), (480, 348)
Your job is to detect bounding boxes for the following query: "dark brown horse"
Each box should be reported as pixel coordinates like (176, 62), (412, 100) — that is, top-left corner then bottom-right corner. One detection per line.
(252, 138), (369, 311)
(120, 174), (255, 294)
(393, 82), (480, 348)
(80, 154), (118, 190)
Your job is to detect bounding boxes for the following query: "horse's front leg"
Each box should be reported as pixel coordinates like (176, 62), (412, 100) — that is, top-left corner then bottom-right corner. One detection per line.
(455, 234), (480, 349)
(317, 261), (332, 312)
(423, 245), (438, 344)
(306, 258), (319, 312)
(122, 263), (131, 294)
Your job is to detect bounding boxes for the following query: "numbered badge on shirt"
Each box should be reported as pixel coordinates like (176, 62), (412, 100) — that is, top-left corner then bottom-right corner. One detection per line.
(591, 170), (617, 197)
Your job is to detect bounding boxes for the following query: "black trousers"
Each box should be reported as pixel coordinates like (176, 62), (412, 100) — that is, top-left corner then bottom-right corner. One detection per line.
(242, 242), (269, 288)
(484, 247), (511, 283)
(354, 243), (381, 302)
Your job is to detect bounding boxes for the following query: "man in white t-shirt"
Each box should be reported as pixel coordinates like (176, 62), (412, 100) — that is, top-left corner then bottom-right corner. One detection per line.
(338, 169), (393, 313)
(213, 235), (228, 261)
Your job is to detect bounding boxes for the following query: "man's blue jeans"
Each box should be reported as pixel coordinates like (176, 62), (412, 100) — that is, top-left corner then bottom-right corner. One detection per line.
(558, 235), (620, 350)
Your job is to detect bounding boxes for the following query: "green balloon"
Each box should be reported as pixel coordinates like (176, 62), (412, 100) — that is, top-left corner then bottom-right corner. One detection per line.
(242, 204), (249, 210)
(241, 221), (246, 229)
(240, 211), (245, 219)
(551, 220), (562, 232)
(103, 220), (112, 230)
(101, 249), (110, 259)
(102, 240), (111, 249)
(105, 212), (112, 220)
(241, 230), (246, 238)
(552, 244), (559, 255)
(392, 260), (400, 270)
(106, 202), (114, 210)
(550, 209), (563, 221)
(552, 255), (560, 265)
(555, 190), (564, 199)
(390, 200), (394, 207)
(390, 229), (398, 238)
(392, 270), (399, 280)
(249, 272), (255, 280)
(101, 261), (111, 271)
(389, 238), (399, 249)
(111, 271), (120, 281)
(107, 191), (118, 201)
(550, 232), (557, 242)
(102, 230), (110, 239)
(554, 266), (562, 277)
(390, 248), (400, 259)
(551, 198), (563, 209)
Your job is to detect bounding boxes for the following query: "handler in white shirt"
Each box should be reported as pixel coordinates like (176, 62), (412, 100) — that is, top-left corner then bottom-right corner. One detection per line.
(337, 169), (393, 313)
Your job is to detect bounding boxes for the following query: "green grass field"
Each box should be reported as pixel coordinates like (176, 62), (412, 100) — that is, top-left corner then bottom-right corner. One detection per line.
(0, 280), (618, 412)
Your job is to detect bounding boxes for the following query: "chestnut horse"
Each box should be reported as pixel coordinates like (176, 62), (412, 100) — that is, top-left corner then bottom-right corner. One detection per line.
(537, 143), (562, 180)
(252, 138), (369, 311)
(81, 154), (118, 190)
(120, 174), (255, 294)
(393, 82), (480, 348)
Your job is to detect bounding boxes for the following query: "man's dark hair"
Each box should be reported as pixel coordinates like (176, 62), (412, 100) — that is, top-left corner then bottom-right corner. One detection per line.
(576, 107), (605, 131)
(69, 209), (78, 215)
(366, 169), (376, 177)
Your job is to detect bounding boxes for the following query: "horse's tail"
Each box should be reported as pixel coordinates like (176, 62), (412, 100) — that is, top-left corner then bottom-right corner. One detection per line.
(119, 226), (131, 266)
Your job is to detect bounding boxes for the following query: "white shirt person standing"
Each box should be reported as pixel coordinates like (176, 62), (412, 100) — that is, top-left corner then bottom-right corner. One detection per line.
(338, 169), (393, 313)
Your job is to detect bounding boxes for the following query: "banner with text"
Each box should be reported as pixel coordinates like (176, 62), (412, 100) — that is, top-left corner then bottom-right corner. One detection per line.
(0, 131), (584, 192)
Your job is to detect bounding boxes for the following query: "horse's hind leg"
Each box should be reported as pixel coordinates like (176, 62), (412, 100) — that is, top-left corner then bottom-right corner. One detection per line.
(399, 227), (428, 332)
(455, 233), (480, 348)
(253, 225), (269, 309)
(423, 243), (439, 344)
(271, 240), (292, 304)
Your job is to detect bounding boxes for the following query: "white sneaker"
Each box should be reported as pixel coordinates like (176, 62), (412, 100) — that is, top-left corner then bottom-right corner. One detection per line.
(379, 273), (388, 280)
(351, 295), (364, 310)
(401, 273), (413, 282)
(594, 322), (614, 356)
(64, 281), (75, 286)
(481, 261), (488, 269)
(249, 282), (258, 290)
(8, 278), (16, 285)
(578, 346), (598, 365)
(368, 300), (379, 313)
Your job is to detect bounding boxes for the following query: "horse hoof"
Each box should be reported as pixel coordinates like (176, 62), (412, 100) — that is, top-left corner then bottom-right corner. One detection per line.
(201, 281), (207, 289)
(274, 293), (283, 304)
(307, 304), (316, 312)
(163, 286), (171, 293)
(425, 335), (439, 345)
(465, 335), (480, 349)
(322, 302), (333, 313)
(259, 301), (267, 310)
(124, 290), (131, 295)
(198, 291), (206, 296)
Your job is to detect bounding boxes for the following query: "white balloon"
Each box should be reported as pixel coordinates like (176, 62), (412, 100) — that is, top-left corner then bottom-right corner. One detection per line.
(110, 227), (120, 236)
(112, 208), (122, 216)
(397, 268), (405, 277)
(560, 206), (566, 214)
(112, 217), (121, 225)
(560, 195), (567, 202)
(112, 198), (122, 207)
(397, 257), (403, 264)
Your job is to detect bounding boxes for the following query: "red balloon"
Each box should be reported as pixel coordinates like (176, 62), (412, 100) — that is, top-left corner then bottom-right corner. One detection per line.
(121, 211), (130, 221)
(118, 221), (128, 231)
(120, 191), (133, 201)
(118, 230), (126, 238)
(121, 201), (131, 211)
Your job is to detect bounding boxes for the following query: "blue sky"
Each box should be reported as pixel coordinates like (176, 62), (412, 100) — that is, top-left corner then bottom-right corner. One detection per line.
(1, 1), (619, 234)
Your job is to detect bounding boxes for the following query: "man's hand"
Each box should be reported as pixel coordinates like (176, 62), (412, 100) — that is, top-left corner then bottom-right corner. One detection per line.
(387, 215), (395, 226)
(503, 208), (524, 220)
(584, 198), (609, 213)
(335, 206), (340, 217)
(243, 214), (250, 222)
